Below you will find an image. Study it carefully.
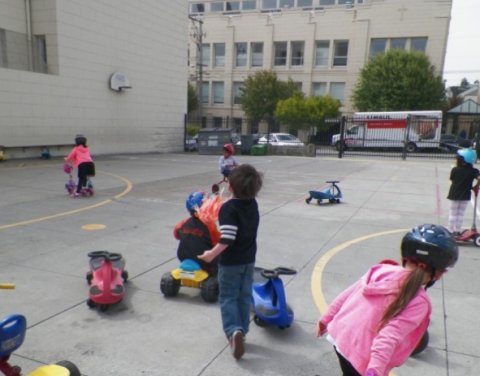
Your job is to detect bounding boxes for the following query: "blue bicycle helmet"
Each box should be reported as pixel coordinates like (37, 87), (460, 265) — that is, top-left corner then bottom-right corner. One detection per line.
(457, 148), (477, 165)
(401, 224), (458, 271)
(186, 191), (204, 213)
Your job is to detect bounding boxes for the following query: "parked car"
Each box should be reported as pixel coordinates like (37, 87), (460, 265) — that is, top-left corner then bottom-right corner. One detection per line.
(257, 133), (304, 147)
(440, 134), (472, 151)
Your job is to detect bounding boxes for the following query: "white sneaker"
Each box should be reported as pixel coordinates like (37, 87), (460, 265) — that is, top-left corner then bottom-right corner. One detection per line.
(231, 330), (244, 360)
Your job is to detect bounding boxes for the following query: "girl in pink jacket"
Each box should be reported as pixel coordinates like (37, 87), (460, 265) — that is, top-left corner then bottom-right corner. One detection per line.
(64, 135), (95, 196)
(317, 224), (458, 376)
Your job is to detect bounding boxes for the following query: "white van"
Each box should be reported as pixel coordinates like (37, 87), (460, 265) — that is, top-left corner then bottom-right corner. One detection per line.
(331, 111), (443, 152)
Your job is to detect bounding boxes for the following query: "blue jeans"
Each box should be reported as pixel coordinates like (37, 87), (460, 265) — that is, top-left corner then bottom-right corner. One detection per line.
(218, 262), (254, 338)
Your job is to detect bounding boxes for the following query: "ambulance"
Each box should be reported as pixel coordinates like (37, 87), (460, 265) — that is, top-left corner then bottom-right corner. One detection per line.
(331, 111), (442, 152)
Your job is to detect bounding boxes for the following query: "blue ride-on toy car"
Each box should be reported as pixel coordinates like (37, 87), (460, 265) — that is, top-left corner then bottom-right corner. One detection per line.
(306, 180), (342, 205)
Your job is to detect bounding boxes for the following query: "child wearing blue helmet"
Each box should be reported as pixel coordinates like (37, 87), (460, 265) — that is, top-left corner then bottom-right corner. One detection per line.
(447, 148), (480, 235)
(173, 192), (220, 274)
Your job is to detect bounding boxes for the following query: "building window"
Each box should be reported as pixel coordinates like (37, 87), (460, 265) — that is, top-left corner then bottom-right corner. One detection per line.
(201, 82), (210, 104)
(297, 0), (313, 6)
(213, 117), (223, 128)
(294, 82), (303, 91)
(330, 82), (345, 103)
(191, 3), (205, 13)
(242, 0), (257, 10)
(319, 0), (335, 5)
(235, 43), (247, 67)
(227, 1), (241, 11)
(312, 82), (327, 96)
(262, 0), (278, 10)
(411, 37), (427, 52)
(390, 38), (406, 50)
(333, 40), (348, 66)
(369, 38), (387, 58)
(33, 35), (47, 73)
(211, 2), (224, 11)
(280, 0), (294, 8)
(274, 42), (287, 66)
(251, 42), (263, 67)
(233, 118), (243, 132)
(315, 41), (329, 66)
(201, 44), (210, 67)
(214, 43), (225, 67)
(233, 82), (244, 104)
(291, 41), (304, 66)
(213, 82), (225, 103)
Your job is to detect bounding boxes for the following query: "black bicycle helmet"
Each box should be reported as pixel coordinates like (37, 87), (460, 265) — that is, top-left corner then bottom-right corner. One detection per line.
(75, 134), (87, 146)
(401, 224), (458, 271)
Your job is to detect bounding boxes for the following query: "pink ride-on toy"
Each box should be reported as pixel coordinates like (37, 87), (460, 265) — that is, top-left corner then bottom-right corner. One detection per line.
(0, 284), (81, 376)
(86, 251), (128, 311)
(455, 186), (480, 246)
(63, 163), (94, 197)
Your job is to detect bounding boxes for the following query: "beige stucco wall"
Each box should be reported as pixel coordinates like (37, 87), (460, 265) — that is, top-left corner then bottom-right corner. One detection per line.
(189, 0), (452, 120)
(0, 0), (187, 156)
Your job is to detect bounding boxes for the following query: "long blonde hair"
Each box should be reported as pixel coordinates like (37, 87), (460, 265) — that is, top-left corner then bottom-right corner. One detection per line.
(378, 267), (428, 330)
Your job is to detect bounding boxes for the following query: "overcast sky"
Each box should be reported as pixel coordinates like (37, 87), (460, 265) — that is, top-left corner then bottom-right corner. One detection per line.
(442, 0), (480, 87)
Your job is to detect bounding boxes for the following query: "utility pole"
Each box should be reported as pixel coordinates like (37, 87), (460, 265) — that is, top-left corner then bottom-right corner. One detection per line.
(189, 16), (205, 124)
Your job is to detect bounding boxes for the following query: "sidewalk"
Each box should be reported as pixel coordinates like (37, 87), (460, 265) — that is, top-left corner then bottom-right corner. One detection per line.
(0, 153), (477, 376)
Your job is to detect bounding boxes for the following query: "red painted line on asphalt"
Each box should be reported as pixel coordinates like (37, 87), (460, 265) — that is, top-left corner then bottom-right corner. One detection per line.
(435, 166), (443, 217)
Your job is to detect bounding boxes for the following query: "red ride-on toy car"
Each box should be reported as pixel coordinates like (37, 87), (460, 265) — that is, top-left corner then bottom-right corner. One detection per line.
(86, 251), (128, 311)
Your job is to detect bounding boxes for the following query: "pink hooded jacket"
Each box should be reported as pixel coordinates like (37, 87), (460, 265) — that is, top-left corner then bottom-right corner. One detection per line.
(65, 145), (93, 168)
(320, 263), (431, 376)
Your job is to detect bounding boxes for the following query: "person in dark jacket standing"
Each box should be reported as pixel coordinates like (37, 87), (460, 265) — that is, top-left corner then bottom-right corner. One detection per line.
(447, 148), (480, 235)
(198, 164), (263, 361)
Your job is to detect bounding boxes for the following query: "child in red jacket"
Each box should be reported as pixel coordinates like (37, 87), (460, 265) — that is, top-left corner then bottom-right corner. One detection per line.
(174, 192), (220, 274)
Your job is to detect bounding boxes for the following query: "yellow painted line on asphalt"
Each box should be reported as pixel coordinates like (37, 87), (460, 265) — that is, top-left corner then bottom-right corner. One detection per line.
(311, 228), (408, 376)
(0, 171), (132, 231)
(81, 224), (107, 231)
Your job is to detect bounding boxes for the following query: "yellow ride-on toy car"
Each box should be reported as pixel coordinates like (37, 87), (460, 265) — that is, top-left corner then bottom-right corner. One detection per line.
(160, 259), (219, 303)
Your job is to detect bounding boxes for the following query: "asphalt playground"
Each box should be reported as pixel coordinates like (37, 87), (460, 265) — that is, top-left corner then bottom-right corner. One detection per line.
(0, 152), (479, 376)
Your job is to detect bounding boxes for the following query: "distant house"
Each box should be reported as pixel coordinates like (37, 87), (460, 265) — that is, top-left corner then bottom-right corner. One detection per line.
(445, 99), (480, 139)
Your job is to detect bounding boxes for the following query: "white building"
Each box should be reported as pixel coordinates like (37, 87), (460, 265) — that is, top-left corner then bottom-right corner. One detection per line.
(188, 0), (452, 134)
(0, 1), (187, 158)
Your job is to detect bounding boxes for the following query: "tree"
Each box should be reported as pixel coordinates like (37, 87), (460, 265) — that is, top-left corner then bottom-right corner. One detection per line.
(187, 82), (198, 115)
(275, 93), (341, 131)
(240, 70), (299, 128)
(352, 50), (445, 111)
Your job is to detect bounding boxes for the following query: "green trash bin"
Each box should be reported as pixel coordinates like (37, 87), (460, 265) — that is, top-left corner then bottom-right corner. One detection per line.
(250, 144), (267, 156)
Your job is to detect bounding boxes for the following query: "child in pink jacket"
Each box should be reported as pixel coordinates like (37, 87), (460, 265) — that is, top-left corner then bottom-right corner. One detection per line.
(317, 224), (458, 376)
(64, 135), (95, 196)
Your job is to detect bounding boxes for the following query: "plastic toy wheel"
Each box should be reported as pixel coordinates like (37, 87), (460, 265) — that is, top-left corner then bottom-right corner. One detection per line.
(100, 304), (109, 312)
(56, 360), (81, 376)
(305, 197), (311, 204)
(86, 271), (93, 285)
(160, 272), (180, 297)
(411, 330), (429, 356)
(200, 277), (219, 303)
(253, 315), (268, 327)
(122, 270), (129, 282)
(474, 235), (480, 247)
(86, 299), (95, 308)
(317, 199), (322, 205)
